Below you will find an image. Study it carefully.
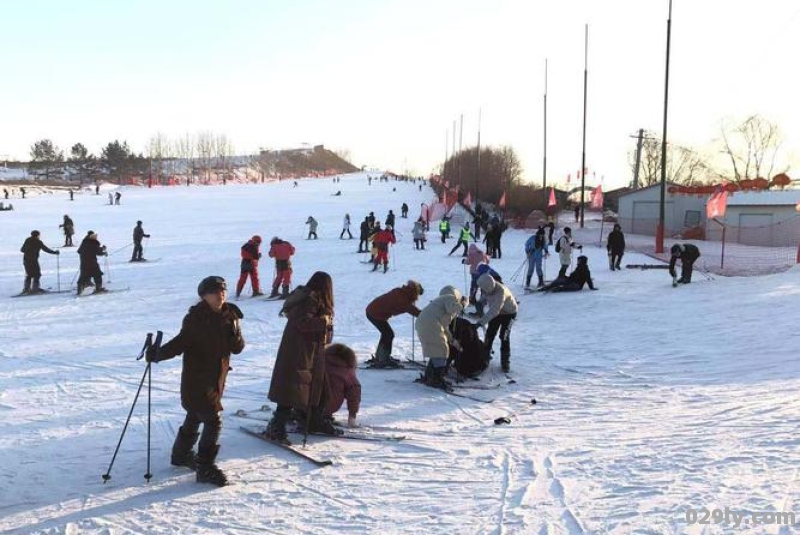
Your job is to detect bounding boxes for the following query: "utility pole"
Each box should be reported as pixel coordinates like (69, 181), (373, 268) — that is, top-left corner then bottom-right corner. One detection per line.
(580, 24), (589, 229)
(543, 59), (548, 206)
(476, 108), (482, 203)
(458, 114), (463, 186)
(657, 0), (673, 254)
(632, 128), (644, 189)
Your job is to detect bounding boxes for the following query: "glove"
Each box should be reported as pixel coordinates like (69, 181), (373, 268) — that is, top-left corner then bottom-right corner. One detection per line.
(230, 318), (242, 341)
(451, 339), (463, 351)
(145, 345), (159, 362)
(347, 415), (359, 428)
(55, 250), (60, 255)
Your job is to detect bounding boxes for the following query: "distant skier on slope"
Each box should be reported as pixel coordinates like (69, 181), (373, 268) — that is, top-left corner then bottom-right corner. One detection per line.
(449, 222), (476, 257)
(306, 216), (318, 239)
(340, 213), (353, 239)
(412, 218), (427, 250)
(236, 235), (263, 298)
(372, 224), (396, 273)
(19, 230), (59, 294)
(358, 216), (370, 252)
(268, 236), (296, 299)
(77, 231), (107, 295)
(146, 275), (245, 487)
(130, 220), (151, 262)
(59, 214), (75, 247)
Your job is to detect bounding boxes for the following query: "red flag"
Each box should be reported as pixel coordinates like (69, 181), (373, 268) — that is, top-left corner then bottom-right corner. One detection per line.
(548, 188), (557, 207)
(463, 192), (472, 207)
(567, 173), (572, 184)
(706, 187), (728, 219)
(590, 184), (603, 210)
(498, 191), (506, 208)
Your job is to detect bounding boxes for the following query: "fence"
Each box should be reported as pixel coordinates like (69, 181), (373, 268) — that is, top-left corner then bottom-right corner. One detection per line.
(585, 216), (800, 277)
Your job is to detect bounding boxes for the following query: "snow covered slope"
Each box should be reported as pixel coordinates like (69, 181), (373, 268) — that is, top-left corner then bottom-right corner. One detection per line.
(1, 173), (798, 534)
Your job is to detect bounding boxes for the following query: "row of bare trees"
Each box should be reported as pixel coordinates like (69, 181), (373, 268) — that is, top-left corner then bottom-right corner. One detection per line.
(440, 145), (523, 204)
(26, 132), (243, 184)
(629, 115), (788, 187)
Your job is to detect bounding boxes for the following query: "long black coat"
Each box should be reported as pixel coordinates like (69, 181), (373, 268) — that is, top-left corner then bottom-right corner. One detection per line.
(21, 237), (57, 276)
(77, 237), (105, 278)
(268, 287), (330, 411)
(607, 229), (626, 254)
(158, 301), (245, 413)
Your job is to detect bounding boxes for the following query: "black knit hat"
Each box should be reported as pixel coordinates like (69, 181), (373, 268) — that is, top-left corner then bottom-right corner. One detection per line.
(197, 276), (227, 296)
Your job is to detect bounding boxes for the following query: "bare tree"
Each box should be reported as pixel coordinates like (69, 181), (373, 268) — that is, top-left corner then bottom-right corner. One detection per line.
(718, 115), (785, 183)
(195, 131), (214, 184)
(147, 132), (172, 184)
(628, 130), (711, 186)
(176, 133), (195, 185)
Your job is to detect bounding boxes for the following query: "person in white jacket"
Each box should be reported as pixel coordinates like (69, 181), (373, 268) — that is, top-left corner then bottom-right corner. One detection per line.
(475, 273), (518, 373)
(415, 285), (466, 388)
(340, 213), (353, 239)
(556, 227), (582, 279)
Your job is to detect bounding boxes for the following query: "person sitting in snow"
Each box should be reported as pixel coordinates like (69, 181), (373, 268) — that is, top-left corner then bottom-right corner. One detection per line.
(323, 343), (361, 428)
(415, 286), (467, 389)
(539, 255), (597, 293)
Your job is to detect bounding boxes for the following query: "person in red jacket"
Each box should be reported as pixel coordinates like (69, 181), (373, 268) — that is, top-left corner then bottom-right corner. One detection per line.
(371, 225), (396, 273)
(365, 280), (423, 367)
(236, 235), (263, 298)
(268, 237), (296, 298)
(323, 343), (361, 427)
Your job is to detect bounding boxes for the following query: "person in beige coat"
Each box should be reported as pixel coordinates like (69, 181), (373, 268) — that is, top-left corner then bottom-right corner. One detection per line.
(415, 285), (466, 388)
(475, 273), (518, 373)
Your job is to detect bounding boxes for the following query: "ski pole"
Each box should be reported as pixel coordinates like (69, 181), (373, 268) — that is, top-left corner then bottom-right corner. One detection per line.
(144, 331), (162, 483)
(109, 242), (133, 256)
(56, 251), (61, 292)
(71, 269), (79, 287)
(105, 255), (112, 283)
(463, 263), (468, 297)
(103, 333), (154, 483)
(411, 316), (415, 362)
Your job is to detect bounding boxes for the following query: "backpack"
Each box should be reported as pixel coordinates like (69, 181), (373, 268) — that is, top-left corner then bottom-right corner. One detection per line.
(555, 237), (562, 253)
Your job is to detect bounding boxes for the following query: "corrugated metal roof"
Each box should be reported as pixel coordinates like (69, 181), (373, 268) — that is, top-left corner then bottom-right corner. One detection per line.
(727, 190), (800, 206)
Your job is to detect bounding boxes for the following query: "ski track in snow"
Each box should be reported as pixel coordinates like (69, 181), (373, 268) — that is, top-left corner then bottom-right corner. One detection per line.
(1, 173), (799, 534)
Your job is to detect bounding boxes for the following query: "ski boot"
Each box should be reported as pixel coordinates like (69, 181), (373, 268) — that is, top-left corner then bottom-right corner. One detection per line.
(252, 290), (264, 297)
(92, 287), (109, 294)
(269, 286), (280, 298)
(265, 408), (291, 444)
(195, 446), (228, 487)
(371, 262), (379, 272)
(383, 263), (389, 273)
(281, 285), (290, 298)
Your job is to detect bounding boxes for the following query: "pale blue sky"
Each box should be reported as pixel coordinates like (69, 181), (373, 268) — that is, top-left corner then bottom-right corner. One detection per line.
(1, 0), (798, 188)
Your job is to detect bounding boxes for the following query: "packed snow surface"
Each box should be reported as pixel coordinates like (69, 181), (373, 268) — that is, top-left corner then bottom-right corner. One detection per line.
(1, 173), (798, 534)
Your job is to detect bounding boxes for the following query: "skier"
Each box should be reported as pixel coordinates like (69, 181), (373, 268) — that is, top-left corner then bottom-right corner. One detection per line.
(236, 235), (263, 298)
(358, 216), (370, 252)
(574, 203), (581, 222)
(95, 184), (100, 195)
(115, 192), (121, 205)
(367, 211), (376, 229)
(305, 216), (318, 240)
(439, 218), (450, 244)
(556, 227), (581, 278)
(69, 189), (74, 201)
(146, 275), (245, 487)
(473, 212), (483, 241)
(340, 213), (353, 239)
(401, 202), (409, 218)
(265, 272), (338, 441)
(546, 221), (556, 245)
(59, 214), (75, 247)
(484, 222), (496, 257)
(131, 221), (150, 262)
(524, 226), (549, 288)
(268, 236), (295, 298)
(19, 230), (59, 294)
(77, 231), (108, 295)
(448, 222), (475, 257)
(669, 243), (701, 284)
(490, 220), (508, 259)
(415, 286), (466, 388)
(3, 188), (8, 199)
(20, 187), (26, 199)
(364, 280), (423, 367)
(474, 273), (518, 373)
(540, 255), (597, 292)
(412, 218), (426, 250)
(606, 223), (625, 271)
(372, 224), (396, 273)
(107, 192), (113, 205)
(323, 343), (361, 428)
(463, 244), (489, 304)
(385, 210), (396, 230)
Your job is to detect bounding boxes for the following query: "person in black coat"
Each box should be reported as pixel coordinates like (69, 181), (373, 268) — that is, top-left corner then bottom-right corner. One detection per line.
(77, 231), (107, 295)
(401, 202), (409, 218)
(20, 230), (59, 294)
(131, 221), (151, 262)
(147, 276), (245, 487)
(669, 244), (701, 284)
(539, 256), (597, 292)
(358, 216), (370, 253)
(606, 224), (626, 270)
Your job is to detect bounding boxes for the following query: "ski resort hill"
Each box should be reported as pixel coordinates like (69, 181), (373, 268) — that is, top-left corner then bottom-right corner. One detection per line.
(0, 172), (798, 534)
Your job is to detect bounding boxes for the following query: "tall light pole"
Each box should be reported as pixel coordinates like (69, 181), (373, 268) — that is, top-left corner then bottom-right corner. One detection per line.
(580, 24), (589, 228)
(543, 59), (548, 204)
(656, 0), (673, 253)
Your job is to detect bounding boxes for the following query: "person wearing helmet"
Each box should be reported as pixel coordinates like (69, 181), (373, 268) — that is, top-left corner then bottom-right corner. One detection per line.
(372, 224), (396, 273)
(669, 243), (701, 284)
(130, 220), (151, 262)
(364, 280), (423, 367)
(146, 276), (245, 487)
(268, 236), (296, 298)
(236, 235), (263, 298)
(19, 230), (59, 294)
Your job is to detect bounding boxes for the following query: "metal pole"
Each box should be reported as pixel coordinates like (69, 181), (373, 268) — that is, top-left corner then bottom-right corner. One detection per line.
(476, 108), (482, 202)
(657, 0), (674, 254)
(580, 24), (589, 229)
(56, 251), (61, 292)
(543, 59), (548, 203)
(458, 114), (463, 187)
